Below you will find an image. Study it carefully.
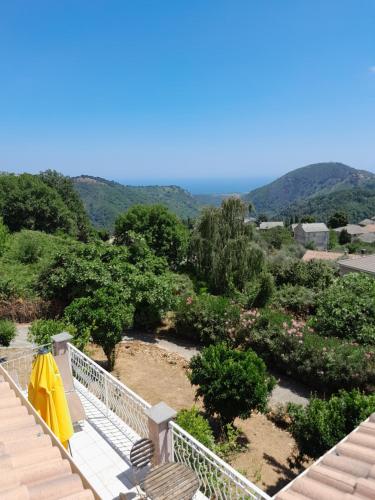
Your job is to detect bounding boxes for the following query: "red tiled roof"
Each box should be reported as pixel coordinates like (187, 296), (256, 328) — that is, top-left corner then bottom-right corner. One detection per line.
(302, 250), (344, 262)
(275, 413), (375, 500)
(0, 370), (96, 500)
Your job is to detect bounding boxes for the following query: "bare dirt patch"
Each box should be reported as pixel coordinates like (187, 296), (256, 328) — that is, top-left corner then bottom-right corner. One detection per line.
(87, 341), (309, 494)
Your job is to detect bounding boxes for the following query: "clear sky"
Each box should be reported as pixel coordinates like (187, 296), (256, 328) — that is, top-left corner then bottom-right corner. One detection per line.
(0, 0), (374, 182)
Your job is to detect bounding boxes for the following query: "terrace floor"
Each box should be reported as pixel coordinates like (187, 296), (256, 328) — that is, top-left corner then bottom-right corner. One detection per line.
(69, 383), (142, 500)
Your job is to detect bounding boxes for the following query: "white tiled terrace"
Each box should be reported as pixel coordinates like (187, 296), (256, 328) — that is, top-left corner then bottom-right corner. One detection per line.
(70, 383), (141, 500)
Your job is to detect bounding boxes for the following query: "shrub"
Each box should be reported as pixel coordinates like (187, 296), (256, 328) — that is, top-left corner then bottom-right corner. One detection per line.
(272, 284), (317, 315)
(241, 272), (275, 308)
(288, 390), (375, 458)
(240, 308), (375, 392)
(189, 343), (275, 427)
(15, 232), (42, 264)
(270, 259), (336, 290)
(28, 319), (89, 351)
(313, 273), (375, 345)
(174, 294), (241, 345)
(0, 319), (16, 346)
(175, 407), (215, 449)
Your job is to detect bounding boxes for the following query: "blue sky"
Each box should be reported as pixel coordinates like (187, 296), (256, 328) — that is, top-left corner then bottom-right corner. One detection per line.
(0, 0), (374, 183)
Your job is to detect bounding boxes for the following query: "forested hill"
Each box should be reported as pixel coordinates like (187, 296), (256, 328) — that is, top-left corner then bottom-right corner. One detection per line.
(243, 162), (375, 216)
(73, 175), (200, 229)
(279, 181), (375, 223)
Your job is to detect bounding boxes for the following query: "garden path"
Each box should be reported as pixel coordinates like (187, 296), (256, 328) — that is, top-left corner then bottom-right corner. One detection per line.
(122, 330), (310, 407)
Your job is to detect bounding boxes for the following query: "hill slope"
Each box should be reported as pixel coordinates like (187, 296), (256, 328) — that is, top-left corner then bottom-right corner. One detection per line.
(244, 162), (375, 216)
(278, 181), (375, 223)
(73, 176), (200, 229)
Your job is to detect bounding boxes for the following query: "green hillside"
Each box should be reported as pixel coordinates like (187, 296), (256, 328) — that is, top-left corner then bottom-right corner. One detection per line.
(278, 181), (375, 223)
(243, 162), (375, 216)
(73, 175), (200, 229)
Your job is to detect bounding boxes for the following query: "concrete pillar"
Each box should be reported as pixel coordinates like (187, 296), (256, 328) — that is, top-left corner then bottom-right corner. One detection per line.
(146, 402), (176, 466)
(51, 332), (73, 356)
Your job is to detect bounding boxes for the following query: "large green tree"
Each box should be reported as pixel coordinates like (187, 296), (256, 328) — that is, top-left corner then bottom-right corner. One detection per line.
(39, 170), (91, 241)
(328, 211), (349, 229)
(0, 174), (74, 234)
(189, 198), (265, 293)
(114, 204), (189, 269)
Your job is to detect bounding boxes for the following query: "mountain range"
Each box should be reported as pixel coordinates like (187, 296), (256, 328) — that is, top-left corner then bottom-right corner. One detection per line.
(72, 163), (375, 229)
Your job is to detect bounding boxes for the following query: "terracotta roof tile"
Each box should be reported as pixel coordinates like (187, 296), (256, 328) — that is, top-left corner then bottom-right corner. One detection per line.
(0, 374), (95, 500)
(275, 413), (375, 500)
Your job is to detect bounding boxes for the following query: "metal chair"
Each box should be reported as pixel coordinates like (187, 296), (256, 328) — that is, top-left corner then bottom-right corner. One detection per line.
(129, 438), (155, 498)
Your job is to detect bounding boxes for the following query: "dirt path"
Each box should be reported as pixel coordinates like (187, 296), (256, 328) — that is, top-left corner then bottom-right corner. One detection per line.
(123, 330), (310, 407)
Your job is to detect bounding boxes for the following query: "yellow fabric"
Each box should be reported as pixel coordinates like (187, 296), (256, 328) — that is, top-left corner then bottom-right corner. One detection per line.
(28, 352), (74, 448)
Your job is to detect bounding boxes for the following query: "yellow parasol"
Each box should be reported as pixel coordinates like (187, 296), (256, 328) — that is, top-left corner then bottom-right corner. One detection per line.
(28, 350), (74, 448)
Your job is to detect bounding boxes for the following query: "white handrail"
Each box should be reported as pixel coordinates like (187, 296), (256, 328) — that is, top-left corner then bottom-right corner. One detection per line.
(170, 421), (271, 499)
(68, 343), (151, 438)
(67, 343), (151, 409)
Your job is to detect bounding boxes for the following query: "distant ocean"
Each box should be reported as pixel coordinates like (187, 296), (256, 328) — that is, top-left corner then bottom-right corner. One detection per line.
(115, 177), (272, 195)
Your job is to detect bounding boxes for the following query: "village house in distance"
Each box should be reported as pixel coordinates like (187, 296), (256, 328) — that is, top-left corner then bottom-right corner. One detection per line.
(293, 222), (329, 250)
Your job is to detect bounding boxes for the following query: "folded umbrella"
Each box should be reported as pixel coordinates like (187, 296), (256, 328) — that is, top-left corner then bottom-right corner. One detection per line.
(28, 351), (74, 449)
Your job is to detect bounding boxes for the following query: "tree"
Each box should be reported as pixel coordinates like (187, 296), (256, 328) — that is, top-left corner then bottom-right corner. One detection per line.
(64, 286), (134, 369)
(189, 343), (275, 428)
(114, 205), (189, 269)
(339, 229), (351, 245)
(189, 198), (265, 293)
(256, 214), (268, 225)
(328, 211), (348, 229)
(313, 273), (375, 345)
(300, 215), (316, 223)
(0, 173), (75, 235)
(39, 170), (92, 241)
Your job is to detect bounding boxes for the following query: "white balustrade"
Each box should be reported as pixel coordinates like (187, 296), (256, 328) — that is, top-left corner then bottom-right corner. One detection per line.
(170, 421), (271, 500)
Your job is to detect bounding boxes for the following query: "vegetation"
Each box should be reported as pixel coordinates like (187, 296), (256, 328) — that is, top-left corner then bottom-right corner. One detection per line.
(279, 182), (375, 224)
(239, 308), (375, 392)
(64, 286), (134, 369)
(0, 172), (91, 239)
(176, 407), (215, 449)
(174, 294), (241, 345)
(328, 211), (348, 228)
(0, 319), (16, 346)
(114, 204), (188, 269)
(73, 175), (199, 229)
(288, 390), (375, 458)
(313, 273), (375, 345)
(189, 343), (275, 428)
(28, 319), (88, 351)
(244, 162), (374, 217)
(189, 198), (265, 294)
